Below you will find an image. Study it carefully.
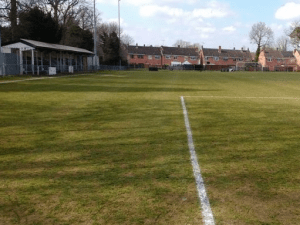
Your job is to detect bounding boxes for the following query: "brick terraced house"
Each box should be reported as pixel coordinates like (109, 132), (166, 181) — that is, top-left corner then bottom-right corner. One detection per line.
(200, 46), (253, 68)
(127, 44), (200, 68)
(161, 46), (200, 66)
(258, 48), (298, 71)
(127, 44), (163, 68)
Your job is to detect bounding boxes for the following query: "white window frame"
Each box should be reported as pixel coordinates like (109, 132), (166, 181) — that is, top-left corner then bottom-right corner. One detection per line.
(148, 55), (152, 60)
(190, 56), (197, 60)
(165, 55), (171, 59)
(214, 56), (219, 61)
(155, 55), (161, 59)
(267, 58), (272, 62)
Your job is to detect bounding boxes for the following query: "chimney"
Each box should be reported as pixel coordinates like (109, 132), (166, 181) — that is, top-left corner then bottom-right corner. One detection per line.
(241, 47), (244, 51)
(201, 45), (203, 50)
(247, 48), (249, 51)
(233, 47), (235, 50)
(218, 46), (221, 53)
(178, 45), (180, 48)
(150, 45), (152, 47)
(276, 48), (279, 51)
(144, 44), (145, 47)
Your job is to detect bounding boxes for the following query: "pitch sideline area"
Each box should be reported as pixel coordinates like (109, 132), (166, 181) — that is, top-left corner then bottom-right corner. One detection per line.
(1, 71), (300, 224)
(182, 93), (300, 224)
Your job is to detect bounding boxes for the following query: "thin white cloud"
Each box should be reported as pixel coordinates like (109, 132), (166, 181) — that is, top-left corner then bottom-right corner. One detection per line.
(139, 3), (231, 19)
(222, 26), (236, 32)
(275, 2), (300, 20)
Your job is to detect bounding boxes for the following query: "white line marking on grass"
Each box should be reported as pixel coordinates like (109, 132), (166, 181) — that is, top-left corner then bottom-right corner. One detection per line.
(183, 96), (300, 100)
(0, 74), (96, 84)
(181, 96), (215, 225)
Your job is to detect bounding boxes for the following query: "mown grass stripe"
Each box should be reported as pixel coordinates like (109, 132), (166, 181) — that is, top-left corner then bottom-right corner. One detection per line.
(0, 74), (90, 84)
(181, 96), (215, 225)
(183, 96), (300, 100)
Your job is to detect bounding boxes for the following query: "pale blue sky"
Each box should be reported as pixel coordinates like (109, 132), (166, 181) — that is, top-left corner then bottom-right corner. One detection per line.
(96, 0), (300, 51)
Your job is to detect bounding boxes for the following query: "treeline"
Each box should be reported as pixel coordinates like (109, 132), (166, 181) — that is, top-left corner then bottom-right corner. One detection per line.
(0, 0), (134, 65)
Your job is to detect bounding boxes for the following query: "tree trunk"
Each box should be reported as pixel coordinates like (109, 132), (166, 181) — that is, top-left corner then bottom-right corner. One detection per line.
(10, 0), (17, 40)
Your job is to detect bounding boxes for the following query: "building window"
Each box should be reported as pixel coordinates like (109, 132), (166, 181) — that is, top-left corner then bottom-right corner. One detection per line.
(138, 55), (144, 59)
(277, 58), (282, 62)
(155, 55), (161, 59)
(267, 58), (272, 62)
(233, 58), (237, 61)
(223, 57), (228, 61)
(174, 56), (178, 59)
(205, 56), (209, 61)
(190, 56), (197, 60)
(165, 55), (171, 59)
(130, 55), (134, 59)
(148, 55), (152, 59)
(214, 56), (219, 61)
(239, 58), (243, 61)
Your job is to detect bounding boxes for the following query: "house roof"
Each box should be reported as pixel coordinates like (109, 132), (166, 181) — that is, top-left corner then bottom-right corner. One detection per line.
(3, 39), (94, 55)
(127, 45), (199, 56)
(202, 48), (252, 59)
(162, 46), (199, 56)
(127, 45), (161, 55)
(263, 48), (294, 59)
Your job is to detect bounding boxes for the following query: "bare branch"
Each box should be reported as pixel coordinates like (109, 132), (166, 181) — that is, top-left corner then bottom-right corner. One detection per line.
(249, 22), (274, 48)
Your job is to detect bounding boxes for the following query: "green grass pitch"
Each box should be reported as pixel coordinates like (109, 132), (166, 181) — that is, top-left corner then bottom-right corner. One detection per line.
(1, 71), (300, 224)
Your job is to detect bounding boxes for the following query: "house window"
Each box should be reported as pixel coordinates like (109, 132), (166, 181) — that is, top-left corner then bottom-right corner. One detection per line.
(214, 56), (219, 61)
(233, 58), (237, 61)
(277, 58), (281, 62)
(155, 55), (160, 59)
(174, 56), (178, 59)
(184, 56), (188, 61)
(239, 58), (243, 61)
(223, 57), (228, 61)
(190, 56), (197, 60)
(267, 58), (272, 62)
(205, 56), (209, 61)
(148, 55), (152, 59)
(130, 55), (134, 59)
(138, 55), (144, 59)
(165, 55), (171, 59)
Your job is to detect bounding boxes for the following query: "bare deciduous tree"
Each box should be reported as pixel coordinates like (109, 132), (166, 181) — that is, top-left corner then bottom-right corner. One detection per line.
(275, 36), (289, 51)
(249, 22), (274, 48)
(249, 22), (274, 61)
(173, 39), (191, 48)
(121, 33), (134, 46)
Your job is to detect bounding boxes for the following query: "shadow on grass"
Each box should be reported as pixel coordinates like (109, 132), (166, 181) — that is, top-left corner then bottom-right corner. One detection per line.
(0, 83), (222, 93)
(0, 97), (199, 224)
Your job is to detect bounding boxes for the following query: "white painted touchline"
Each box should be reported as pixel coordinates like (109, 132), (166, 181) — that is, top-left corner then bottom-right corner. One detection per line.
(0, 74), (95, 84)
(183, 96), (300, 100)
(181, 96), (215, 225)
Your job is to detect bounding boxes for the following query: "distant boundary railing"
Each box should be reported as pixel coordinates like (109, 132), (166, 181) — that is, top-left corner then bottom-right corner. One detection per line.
(0, 64), (129, 76)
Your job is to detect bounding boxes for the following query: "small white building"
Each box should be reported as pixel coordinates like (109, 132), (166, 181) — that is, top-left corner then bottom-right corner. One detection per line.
(1, 39), (95, 75)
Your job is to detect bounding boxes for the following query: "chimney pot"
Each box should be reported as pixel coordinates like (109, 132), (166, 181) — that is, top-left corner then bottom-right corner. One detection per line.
(218, 46), (221, 53)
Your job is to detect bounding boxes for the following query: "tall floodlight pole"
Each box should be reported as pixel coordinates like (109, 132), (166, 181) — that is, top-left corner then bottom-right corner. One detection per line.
(118, 0), (121, 67)
(0, 25), (2, 53)
(94, 0), (97, 69)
